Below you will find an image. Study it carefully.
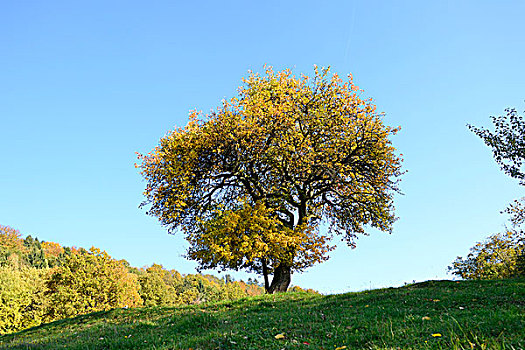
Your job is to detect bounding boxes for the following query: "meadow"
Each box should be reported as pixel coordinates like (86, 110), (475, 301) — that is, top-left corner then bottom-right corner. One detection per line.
(1, 278), (523, 350)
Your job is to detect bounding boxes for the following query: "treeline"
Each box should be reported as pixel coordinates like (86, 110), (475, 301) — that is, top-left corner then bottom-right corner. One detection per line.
(449, 229), (525, 280)
(0, 224), (282, 334)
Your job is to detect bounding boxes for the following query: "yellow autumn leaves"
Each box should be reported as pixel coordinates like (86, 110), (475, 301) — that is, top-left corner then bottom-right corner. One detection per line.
(137, 65), (402, 281)
(273, 332), (346, 349)
(186, 201), (333, 273)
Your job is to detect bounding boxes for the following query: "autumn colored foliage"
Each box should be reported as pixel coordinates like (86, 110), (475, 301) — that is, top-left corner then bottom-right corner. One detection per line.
(0, 225), (26, 258)
(460, 104), (525, 279)
(45, 247), (143, 320)
(449, 230), (525, 279)
(0, 225), (265, 334)
(0, 266), (47, 334)
(137, 66), (403, 292)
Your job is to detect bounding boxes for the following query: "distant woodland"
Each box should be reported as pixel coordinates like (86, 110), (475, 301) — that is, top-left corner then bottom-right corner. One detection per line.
(0, 224), (317, 334)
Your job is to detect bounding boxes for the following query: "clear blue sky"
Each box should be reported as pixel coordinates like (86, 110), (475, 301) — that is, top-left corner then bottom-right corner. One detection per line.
(1, 1), (524, 293)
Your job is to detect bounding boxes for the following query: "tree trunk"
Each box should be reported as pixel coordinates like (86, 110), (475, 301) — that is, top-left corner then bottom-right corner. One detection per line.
(267, 263), (291, 293)
(262, 258), (270, 292)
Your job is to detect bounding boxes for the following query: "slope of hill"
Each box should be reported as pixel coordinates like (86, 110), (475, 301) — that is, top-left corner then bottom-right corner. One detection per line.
(1, 279), (524, 350)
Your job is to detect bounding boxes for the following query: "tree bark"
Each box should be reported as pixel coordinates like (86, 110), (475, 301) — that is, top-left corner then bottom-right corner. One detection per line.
(267, 263), (291, 293)
(262, 258), (270, 292)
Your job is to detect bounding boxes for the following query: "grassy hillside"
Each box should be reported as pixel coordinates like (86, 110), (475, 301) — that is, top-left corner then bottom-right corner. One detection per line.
(1, 279), (523, 350)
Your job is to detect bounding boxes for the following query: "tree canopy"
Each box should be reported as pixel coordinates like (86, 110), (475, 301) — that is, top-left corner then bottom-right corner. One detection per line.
(449, 230), (525, 279)
(45, 247), (143, 320)
(461, 104), (525, 279)
(468, 105), (525, 225)
(469, 107), (525, 185)
(0, 225), (267, 334)
(138, 66), (403, 292)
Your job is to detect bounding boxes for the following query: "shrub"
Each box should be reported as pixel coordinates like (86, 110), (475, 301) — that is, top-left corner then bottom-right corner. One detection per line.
(289, 285), (321, 294)
(449, 230), (525, 279)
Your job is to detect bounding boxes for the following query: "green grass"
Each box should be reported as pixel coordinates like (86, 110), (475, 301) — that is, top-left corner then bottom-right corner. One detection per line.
(1, 279), (524, 349)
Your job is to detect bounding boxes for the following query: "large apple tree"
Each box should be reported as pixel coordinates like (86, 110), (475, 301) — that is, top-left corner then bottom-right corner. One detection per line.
(137, 66), (403, 293)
